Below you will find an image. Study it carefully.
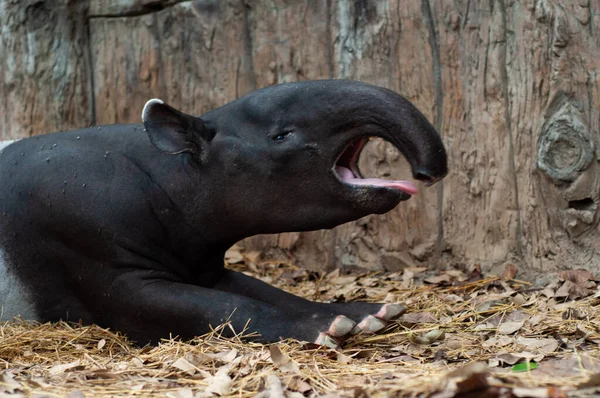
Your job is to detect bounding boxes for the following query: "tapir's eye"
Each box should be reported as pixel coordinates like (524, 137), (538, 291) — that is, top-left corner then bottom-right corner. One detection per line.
(272, 130), (293, 142)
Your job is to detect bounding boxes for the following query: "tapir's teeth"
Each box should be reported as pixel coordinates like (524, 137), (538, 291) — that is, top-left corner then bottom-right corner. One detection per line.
(141, 98), (165, 122)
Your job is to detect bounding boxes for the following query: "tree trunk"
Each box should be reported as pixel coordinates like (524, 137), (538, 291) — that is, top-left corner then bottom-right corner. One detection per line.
(0, 0), (598, 278)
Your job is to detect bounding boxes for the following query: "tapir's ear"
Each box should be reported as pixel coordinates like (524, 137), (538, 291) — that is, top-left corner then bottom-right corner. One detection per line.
(141, 99), (214, 154)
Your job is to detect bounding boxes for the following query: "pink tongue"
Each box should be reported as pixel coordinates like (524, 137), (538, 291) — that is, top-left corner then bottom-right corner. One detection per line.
(336, 166), (418, 195)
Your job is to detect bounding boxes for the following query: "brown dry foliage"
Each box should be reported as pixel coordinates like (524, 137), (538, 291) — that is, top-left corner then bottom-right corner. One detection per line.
(1, 257), (599, 398)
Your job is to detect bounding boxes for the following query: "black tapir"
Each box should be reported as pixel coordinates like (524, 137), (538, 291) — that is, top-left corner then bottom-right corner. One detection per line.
(0, 80), (447, 348)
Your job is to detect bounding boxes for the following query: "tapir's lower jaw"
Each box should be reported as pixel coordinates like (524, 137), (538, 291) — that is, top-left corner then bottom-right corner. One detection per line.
(344, 185), (411, 216)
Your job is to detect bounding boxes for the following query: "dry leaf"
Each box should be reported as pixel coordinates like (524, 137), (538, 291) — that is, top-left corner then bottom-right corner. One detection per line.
(171, 357), (197, 375)
(224, 248), (244, 264)
(166, 389), (195, 398)
(528, 314), (545, 326)
(399, 312), (438, 324)
(269, 345), (301, 375)
(49, 360), (82, 376)
(482, 336), (513, 348)
(559, 270), (596, 284)
(496, 351), (544, 365)
(408, 329), (445, 345)
(287, 376), (312, 395)
(497, 320), (525, 335)
(502, 264), (518, 280)
(512, 387), (556, 398)
(446, 361), (490, 379)
(207, 349), (238, 364)
(255, 374), (285, 398)
(578, 373), (600, 388)
(424, 274), (452, 285)
(555, 280), (593, 300)
(515, 337), (559, 354)
(0, 373), (23, 394)
(205, 366), (233, 396)
(67, 390), (86, 398)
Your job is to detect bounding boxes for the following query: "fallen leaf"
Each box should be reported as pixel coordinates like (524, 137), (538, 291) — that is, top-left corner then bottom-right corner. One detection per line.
(559, 270), (597, 284)
(0, 373), (23, 394)
(330, 275), (358, 285)
(269, 345), (301, 375)
(166, 388), (195, 398)
(424, 274), (452, 285)
(67, 390), (86, 398)
(528, 314), (544, 326)
(455, 372), (489, 395)
(555, 280), (594, 300)
(207, 348), (238, 364)
(171, 357), (197, 375)
(512, 294), (527, 306)
(408, 329), (445, 345)
(255, 374), (285, 398)
(49, 360), (82, 376)
(287, 376), (312, 395)
(224, 248), (244, 264)
(497, 320), (525, 335)
(446, 361), (490, 378)
(578, 373), (600, 388)
(482, 336), (513, 348)
(516, 337), (559, 354)
(512, 387), (554, 397)
(496, 352), (544, 366)
(399, 312), (438, 324)
(205, 366), (232, 396)
(502, 264), (518, 280)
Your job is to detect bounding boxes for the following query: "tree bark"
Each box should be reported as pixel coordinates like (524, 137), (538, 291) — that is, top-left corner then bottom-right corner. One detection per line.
(0, 0), (598, 277)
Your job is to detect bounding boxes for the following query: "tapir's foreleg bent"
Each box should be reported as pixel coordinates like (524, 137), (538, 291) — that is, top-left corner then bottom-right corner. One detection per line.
(110, 278), (358, 348)
(213, 270), (405, 337)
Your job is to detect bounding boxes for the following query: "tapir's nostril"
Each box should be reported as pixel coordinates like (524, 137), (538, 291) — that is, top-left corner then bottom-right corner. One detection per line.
(414, 169), (445, 186)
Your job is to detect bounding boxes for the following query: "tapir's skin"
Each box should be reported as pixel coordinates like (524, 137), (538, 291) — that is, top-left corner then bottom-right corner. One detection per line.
(0, 80), (447, 348)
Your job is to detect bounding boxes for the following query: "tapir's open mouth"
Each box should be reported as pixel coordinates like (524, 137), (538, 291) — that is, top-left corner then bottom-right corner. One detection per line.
(333, 137), (418, 197)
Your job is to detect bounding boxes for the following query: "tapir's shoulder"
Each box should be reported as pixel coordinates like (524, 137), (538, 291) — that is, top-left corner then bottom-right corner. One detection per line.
(0, 124), (163, 208)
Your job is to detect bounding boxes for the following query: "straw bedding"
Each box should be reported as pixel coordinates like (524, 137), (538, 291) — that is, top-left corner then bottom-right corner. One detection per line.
(1, 252), (599, 397)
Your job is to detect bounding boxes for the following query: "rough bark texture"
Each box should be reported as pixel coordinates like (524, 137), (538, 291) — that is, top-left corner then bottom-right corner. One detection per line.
(1, 0), (599, 277)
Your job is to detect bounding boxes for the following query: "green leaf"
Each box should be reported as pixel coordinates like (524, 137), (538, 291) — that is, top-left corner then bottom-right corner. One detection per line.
(511, 361), (539, 372)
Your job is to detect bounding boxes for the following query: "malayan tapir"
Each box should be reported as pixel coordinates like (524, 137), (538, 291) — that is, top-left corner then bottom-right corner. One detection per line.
(0, 80), (447, 348)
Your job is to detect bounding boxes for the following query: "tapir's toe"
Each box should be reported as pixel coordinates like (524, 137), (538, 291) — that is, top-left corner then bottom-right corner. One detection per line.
(376, 303), (406, 320)
(311, 303), (406, 348)
(328, 315), (356, 337)
(352, 303), (406, 335)
(351, 315), (386, 335)
(313, 315), (356, 349)
(315, 332), (340, 349)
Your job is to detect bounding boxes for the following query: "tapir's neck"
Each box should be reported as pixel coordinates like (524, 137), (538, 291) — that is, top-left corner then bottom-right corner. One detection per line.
(138, 152), (254, 252)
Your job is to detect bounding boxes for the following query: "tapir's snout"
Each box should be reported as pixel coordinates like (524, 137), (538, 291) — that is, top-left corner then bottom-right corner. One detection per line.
(378, 88), (448, 188)
(328, 82), (447, 203)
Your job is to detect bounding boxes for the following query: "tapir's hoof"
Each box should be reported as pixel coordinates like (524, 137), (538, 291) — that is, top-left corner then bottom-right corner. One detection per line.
(352, 303), (406, 335)
(376, 303), (406, 320)
(313, 315), (356, 349)
(315, 332), (339, 349)
(328, 315), (356, 337)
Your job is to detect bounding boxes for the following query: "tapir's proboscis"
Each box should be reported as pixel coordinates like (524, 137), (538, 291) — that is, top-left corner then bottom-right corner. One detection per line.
(0, 80), (447, 348)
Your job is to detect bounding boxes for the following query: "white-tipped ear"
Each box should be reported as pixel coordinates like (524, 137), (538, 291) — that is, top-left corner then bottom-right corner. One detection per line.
(142, 98), (165, 122)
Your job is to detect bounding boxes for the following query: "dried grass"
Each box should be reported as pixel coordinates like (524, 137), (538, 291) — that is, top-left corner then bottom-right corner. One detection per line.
(1, 258), (599, 397)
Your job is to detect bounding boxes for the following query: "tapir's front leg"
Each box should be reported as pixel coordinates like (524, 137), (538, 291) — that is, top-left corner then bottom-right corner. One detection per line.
(108, 276), (356, 348)
(213, 270), (405, 336)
